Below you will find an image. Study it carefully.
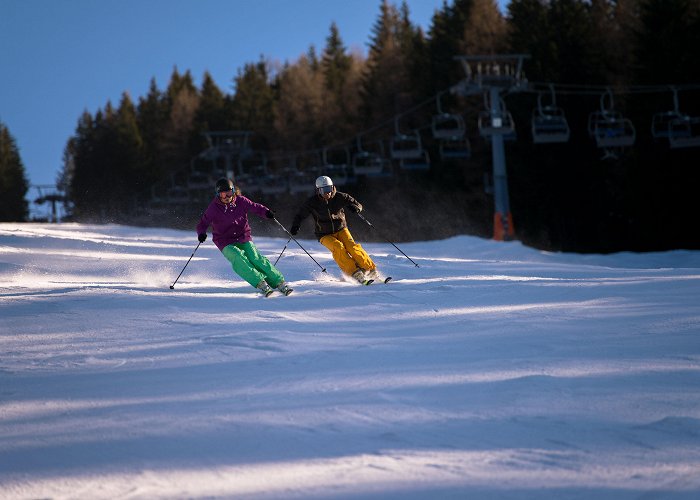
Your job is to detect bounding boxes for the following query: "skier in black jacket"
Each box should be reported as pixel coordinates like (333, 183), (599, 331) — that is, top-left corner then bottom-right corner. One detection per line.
(290, 176), (379, 284)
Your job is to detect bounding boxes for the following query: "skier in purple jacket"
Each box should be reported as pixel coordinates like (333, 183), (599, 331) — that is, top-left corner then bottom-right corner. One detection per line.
(196, 178), (293, 297)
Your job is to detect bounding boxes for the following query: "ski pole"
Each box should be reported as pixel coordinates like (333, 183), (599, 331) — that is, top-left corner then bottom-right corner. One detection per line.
(271, 218), (327, 273)
(355, 212), (420, 267)
(170, 241), (201, 289)
(274, 237), (291, 266)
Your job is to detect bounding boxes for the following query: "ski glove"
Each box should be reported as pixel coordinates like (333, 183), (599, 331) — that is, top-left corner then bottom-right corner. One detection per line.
(348, 205), (361, 213)
(290, 225), (300, 235)
(266, 209), (275, 219)
(198, 233), (207, 243)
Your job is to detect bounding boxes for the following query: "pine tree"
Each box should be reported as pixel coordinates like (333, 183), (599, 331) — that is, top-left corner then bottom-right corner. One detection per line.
(635, 0), (700, 84)
(320, 22), (362, 142)
(506, 0), (550, 80)
(231, 59), (275, 150)
(137, 78), (169, 190)
(112, 92), (145, 208)
(0, 122), (29, 221)
(462, 0), (507, 55)
(273, 52), (325, 152)
(361, 0), (411, 124)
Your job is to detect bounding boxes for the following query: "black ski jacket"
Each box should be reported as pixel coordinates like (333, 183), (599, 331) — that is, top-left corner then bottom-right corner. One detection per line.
(292, 191), (362, 240)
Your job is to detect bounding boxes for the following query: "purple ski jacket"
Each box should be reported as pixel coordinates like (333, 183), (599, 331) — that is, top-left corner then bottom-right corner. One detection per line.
(196, 195), (269, 251)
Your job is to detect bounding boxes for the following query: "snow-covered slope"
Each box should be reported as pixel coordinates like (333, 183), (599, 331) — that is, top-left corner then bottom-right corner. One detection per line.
(1, 223), (700, 499)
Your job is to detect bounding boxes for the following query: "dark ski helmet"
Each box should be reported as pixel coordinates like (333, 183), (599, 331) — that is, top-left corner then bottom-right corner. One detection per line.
(215, 178), (234, 194)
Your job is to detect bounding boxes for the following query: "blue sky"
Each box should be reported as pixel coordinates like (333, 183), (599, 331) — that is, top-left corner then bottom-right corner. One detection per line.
(1, 0), (506, 190)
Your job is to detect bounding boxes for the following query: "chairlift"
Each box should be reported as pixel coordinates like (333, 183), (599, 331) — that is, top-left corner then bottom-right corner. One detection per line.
(390, 132), (425, 159)
(651, 88), (700, 148)
(431, 91), (466, 139)
(238, 152), (268, 177)
(257, 175), (288, 195)
(286, 159), (320, 195)
(587, 90), (635, 149)
(390, 118), (425, 160)
(531, 87), (570, 144)
(439, 136), (471, 160)
(352, 136), (387, 176)
(668, 116), (700, 149)
(321, 147), (352, 186)
(398, 151), (430, 171)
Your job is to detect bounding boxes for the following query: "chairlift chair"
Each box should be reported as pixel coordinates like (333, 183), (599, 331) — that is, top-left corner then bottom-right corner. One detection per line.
(588, 90), (635, 149)
(652, 111), (684, 139)
(432, 113), (466, 139)
(398, 151), (430, 171)
(439, 136), (471, 160)
(668, 115), (700, 149)
(532, 112), (571, 144)
(352, 136), (387, 176)
(588, 110), (636, 148)
(257, 175), (288, 195)
(352, 151), (386, 175)
(288, 168), (319, 195)
(651, 89), (700, 148)
(431, 91), (467, 140)
(321, 147), (351, 185)
(531, 89), (570, 144)
(390, 132), (425, 160)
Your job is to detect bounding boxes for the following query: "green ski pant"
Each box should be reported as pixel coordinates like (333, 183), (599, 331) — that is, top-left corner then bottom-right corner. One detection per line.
(221, 241), (284, 288)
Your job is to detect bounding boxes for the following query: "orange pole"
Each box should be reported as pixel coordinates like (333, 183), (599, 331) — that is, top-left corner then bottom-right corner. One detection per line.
(493, 212), (515, 241)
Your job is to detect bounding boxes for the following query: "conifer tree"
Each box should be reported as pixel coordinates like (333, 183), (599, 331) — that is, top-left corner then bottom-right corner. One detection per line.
(462, 0), (507, 55)
(361, 0), (411, 124)
(231, 59), (275, 150)
(273, 52), (325, 152)
(65, 111), (98, 217)
(635, 0), (700, 84)
(0, 121), (29, 221)
(161, 69), (200, 181)
(320, 22), (361, 142)
(112, 92), (145, 207)
(506, 0), (550, 80)
(137, 78), (169, 190)
(322, 23), (352, 104)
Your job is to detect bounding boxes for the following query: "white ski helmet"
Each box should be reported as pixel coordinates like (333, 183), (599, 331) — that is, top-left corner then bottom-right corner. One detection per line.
(315, 175), (334, 194)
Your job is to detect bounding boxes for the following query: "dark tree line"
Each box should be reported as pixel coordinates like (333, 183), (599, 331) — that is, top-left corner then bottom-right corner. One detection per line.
(59, 0), (700, 251)
(0, 121), (29, 221)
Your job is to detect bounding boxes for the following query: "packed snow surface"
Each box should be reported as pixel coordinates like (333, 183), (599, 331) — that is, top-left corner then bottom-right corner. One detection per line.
(1, 223), (700, 499)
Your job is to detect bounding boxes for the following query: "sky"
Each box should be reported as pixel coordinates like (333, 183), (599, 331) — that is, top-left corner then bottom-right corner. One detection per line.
(1, 222), (699, 498)
(1, 0), (507, 195)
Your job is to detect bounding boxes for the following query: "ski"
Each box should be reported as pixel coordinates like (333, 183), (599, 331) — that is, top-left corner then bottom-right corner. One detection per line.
(364, 277), (392, 285)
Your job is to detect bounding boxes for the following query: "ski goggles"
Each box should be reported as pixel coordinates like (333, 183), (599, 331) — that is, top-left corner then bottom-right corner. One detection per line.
(318, 185), (333, 194)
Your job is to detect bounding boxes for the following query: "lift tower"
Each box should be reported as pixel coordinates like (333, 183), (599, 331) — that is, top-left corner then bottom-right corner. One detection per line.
(452, 54), (529, 241)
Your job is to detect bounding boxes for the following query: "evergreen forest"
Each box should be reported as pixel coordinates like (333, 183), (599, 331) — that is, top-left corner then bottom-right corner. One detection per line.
(50, 0), (700, 252)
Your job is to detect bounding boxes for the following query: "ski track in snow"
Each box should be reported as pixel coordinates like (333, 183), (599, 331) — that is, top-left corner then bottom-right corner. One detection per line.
(1, 223), (700, 499)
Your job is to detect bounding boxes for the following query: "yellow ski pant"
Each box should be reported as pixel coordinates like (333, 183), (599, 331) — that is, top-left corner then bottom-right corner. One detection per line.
(319, 227), (375, 276)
